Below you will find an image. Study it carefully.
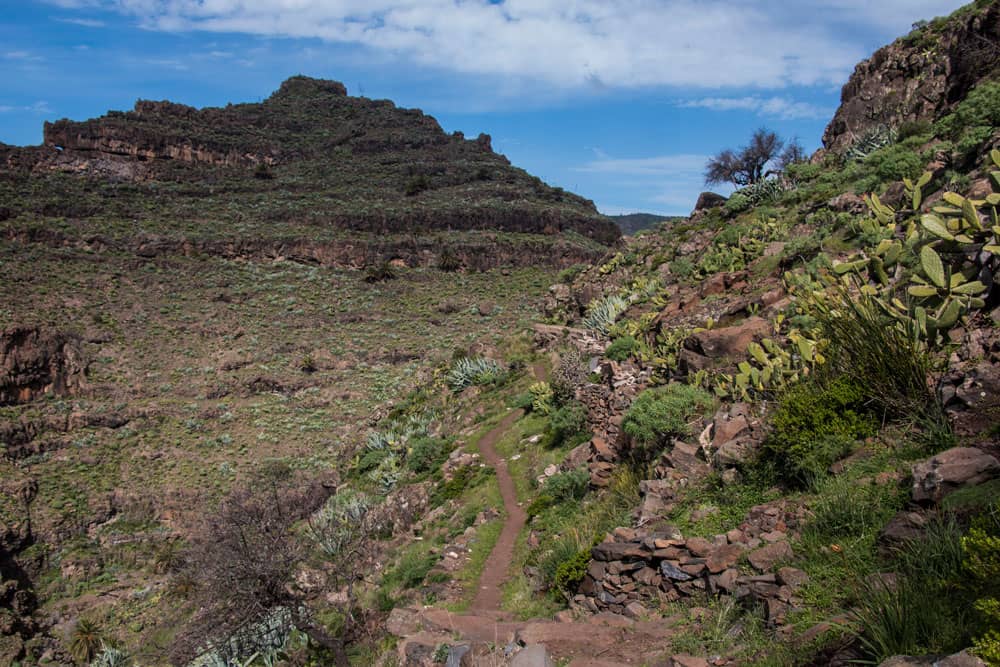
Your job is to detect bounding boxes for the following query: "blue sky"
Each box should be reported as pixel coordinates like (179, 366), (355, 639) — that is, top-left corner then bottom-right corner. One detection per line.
(1, 1), (969, 215)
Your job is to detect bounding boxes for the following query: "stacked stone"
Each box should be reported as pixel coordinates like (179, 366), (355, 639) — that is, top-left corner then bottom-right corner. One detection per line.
(572, 523), (807, 627)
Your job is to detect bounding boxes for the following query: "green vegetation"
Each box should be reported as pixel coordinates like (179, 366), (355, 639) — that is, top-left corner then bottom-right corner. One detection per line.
(605, 335), (641, 361)
(622, 384), (714, 450)
(447, 356), (508, 392)
(542, 400), (591, 449)
(762, 377), (879, 487)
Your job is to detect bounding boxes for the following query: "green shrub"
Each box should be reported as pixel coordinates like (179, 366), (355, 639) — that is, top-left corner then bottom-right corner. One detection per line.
(364, 261), (397, 283)
(811, 288), (946, 440)
(723, 192), (751, 216)
(544, 469), (589, 502)
(670, 257), (696, 280)
(383, 548), (437, 590)
(406, 436), (451, 474)
(557, 264), (587, 284)
(437, 247), (462, 272)
(404, 174), (430, 196)
(853, 517), (973, 663)
(537, 535), (588, 595)
(623, 383), (714, 452)
(553, 548), (591, 594)
(762, 377), (878, 486)
(528, 381), (554, 415)
(965, 505), (1000, 663)
(897, 120), (932, 140)
(430, 466), (493, 506)
(935, 80), (1000, 162)
(606, 335), (640, 362)
(545, 401), (590, 449)
(528, 469), (590, 516)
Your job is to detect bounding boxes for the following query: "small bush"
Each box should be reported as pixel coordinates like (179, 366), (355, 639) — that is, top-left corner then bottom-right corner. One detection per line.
(384, 548), (437, 590)
(545, 401), (590, 449)
(812, 288), (946, 439)
(623, 383), (714, 451)
(528, 381), (554, 415)
(430, 466), (493, 507)
(557, 264), (587, 284)
(762, 376), (878, 487)
(553, 548), (591, 594)
(437, 247), (462, 272)
(364, 261), (397, 283)
(544, 469), (590, 502)
(404, 174), (430, 196)
(406, 436), (451, 474)
(670, 257), (696, 281)
(606, 335), (640, 362)
(528, 469), (590, 517)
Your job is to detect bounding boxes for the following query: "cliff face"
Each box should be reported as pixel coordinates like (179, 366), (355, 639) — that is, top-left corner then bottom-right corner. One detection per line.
(823, 0), (1000, 152)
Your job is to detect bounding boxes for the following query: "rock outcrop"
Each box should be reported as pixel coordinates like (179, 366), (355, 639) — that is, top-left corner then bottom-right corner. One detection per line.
(0, 327), (87, 406)
(823, 2), (1000, 152)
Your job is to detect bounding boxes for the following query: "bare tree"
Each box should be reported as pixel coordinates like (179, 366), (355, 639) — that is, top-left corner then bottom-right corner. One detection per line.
(777, 137), (807, 171)
(169, 479), (371, 667)
(704, 128), (786, 187)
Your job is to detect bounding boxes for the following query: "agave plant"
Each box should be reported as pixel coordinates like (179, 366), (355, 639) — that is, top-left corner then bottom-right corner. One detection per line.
(90, 642), (131, 667)
(447, 357), (507, 391)
(846, 125), (898, 162)
(307, 490), (371, 557)
(581, 294), (630, 336)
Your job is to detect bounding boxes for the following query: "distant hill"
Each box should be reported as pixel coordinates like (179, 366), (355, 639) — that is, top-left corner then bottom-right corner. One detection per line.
(609, 213), (684, 235)
(0, 76), (619, 270)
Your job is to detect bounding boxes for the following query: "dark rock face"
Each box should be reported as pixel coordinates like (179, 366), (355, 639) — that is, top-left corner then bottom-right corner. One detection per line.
(692, 192), (727, 213)
(823, 2), (1000, 152)
(0, 327), (87, 406)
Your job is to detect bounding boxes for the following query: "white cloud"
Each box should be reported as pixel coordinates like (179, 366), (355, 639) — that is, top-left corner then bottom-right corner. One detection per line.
(4, 51), (45, 61)
(679, 96), (832, 120)
(144, 57), (188, 70)
(0, 101), (53, 114)
(34, 0), (968, 92)
(56, 17), (106, 27)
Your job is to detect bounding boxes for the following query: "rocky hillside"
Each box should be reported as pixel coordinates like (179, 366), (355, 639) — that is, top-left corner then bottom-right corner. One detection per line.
(4, 4), (1000, 667)
(823, 0), (1000, 152)
(0, 75), (619, 271)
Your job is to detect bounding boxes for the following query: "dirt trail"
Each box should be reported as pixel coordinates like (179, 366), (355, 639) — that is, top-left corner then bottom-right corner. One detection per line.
(469, 362), (547, 613)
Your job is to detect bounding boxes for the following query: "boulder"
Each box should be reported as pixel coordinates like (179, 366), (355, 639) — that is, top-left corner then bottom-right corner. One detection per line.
(693, 192), (727, 212)
(879, 651), (987, 667)
(510, 645), (555, 667)
(911, 447), (1000, 504)
(684, 317), (771, 361)
(827, 192), (867, 214)
(877, 511), (928, 555)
